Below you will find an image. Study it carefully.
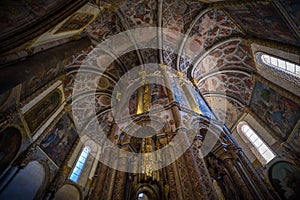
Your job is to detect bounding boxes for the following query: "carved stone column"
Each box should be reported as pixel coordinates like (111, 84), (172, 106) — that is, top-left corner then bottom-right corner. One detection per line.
(89, 151), (110, 199)
(215, 144), (277, 200)
(170, 128), (218, 200)
(89, 122), (120, 200)
(222, 156), (254, 199)
(166, 164), (178, 200)
(112, 155), (128, 200)
(236, 149), (278, 199)
(183, 145), (218, 199)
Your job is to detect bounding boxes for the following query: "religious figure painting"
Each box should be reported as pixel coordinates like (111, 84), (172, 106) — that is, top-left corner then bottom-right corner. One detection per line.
(250, 81), (300, 140)
(40, 114), (77, 167)
(269, 161), (300, 200)
(55, 13), (94, 34)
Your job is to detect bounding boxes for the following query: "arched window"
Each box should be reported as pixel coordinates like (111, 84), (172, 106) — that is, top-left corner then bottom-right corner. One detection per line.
(261, 53), (300, 77)
(137, 192), (150, 200)
(238, 122), (275, 164)
(138, 192), (145, 199)
(70, 146), (90, 183)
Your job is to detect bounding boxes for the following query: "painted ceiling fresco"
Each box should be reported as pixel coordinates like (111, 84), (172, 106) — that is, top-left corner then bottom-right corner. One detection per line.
(192, 39), (255, 79)
(86, 10), (124, 42)
(1, 0), (299, 135)
(223, 1), (300, 47)
(119, 0), (158, 28)
(250, 81), (300, 140)
(162, 0), (205, 69)
(52, 0), (300, 131)
(179, 10), (242, 72)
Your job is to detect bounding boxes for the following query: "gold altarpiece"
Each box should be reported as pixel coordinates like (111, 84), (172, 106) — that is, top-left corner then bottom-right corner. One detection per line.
(88, 66), (277, 200)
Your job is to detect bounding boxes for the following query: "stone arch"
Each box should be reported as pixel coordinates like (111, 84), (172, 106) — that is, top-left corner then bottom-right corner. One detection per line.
(135, 184), (160, 200)
(53, 183), (83, 200)
(0, 126), (22, 175)
(0, 160), (47, 200)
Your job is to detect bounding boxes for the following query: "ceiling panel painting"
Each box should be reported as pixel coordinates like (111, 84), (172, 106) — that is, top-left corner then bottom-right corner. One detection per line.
(224, 3), (300, 46)
(198, 72), (254, 105)
(87, 10), (124, 42)
(179, 10), (242, 72)
(193, 40), (255, 78)
(119, 0), (157, 28)
(162, 0), (205, 33)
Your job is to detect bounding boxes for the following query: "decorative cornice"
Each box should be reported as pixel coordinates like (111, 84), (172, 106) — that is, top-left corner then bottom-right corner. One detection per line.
(245, 37), (300, 56)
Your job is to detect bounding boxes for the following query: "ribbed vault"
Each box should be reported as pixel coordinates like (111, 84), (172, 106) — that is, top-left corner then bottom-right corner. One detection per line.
(62, 0), (257, 130)
(1, 0), (299, 133)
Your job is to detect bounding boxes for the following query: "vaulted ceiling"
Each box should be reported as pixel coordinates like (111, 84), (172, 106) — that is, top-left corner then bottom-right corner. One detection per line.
(1, 0), (299, 131)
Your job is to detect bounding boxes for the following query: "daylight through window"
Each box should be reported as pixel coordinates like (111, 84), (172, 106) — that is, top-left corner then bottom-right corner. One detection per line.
(261, 54), (300, 77)
(70, 146), (90, 182)
(240, 123), (275, 164)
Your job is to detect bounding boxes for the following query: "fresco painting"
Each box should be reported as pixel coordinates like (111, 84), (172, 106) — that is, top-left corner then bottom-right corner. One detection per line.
(224, 3), (300, 46)
(40, 114), (77, 166)
(87, 11), (124, 42)
(24, 90), (61, 133)
(119, 0), (157, 28)
(55, 13), (94, 34)
(269, 161), (300, 200)
(250, 81), (300, 140)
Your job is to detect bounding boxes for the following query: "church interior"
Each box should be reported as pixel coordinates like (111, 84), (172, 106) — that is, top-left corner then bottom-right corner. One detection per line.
(0, 0), (299, 199)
